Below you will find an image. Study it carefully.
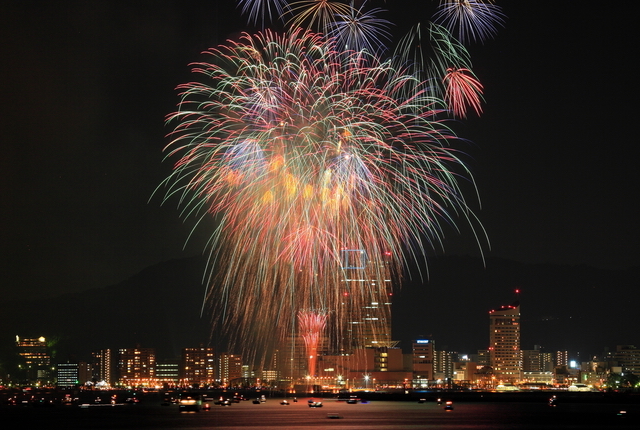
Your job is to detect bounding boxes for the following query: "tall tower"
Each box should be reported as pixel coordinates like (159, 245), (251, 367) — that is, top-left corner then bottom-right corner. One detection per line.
(489, 301), (522, 383)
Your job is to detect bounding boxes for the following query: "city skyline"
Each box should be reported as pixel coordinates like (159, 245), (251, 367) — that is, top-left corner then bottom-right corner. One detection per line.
(2, 254), (637, 364)
(9, 331), (640, 390)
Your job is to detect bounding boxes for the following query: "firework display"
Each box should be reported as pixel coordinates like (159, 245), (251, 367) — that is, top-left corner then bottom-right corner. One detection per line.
(160, 1), (501, 367)
(298, 310), (328, 377)
(434, 0), (505, 44)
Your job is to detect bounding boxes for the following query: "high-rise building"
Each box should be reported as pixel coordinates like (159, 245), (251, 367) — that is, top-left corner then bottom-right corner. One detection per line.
(412, 339), (435, 380)
(262, 349), (281, 384)
(556, 350), (569, 368)
(16, 336), (51, 383)
(489, 301), (521, 383)
(218, 353), (243, 386)
(117, 347), (156, 386)
(340, 249), (394, 351)
(473, 349), (491, 367)
(78, 361), (92, 385)
(181, 347), (215, 386)
(433, 350), (454, 381)
(614, 345), (640, 376)
(522, 348), (542, 372)
(91, 349), (113, 386)
(522, 345), (554, 373)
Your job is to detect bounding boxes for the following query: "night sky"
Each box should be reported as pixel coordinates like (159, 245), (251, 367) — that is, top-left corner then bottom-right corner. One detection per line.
(2, 1), (637, 305)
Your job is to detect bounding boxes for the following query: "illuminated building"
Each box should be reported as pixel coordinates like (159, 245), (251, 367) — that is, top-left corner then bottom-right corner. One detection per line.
(521, 345), (554, 373)
(181, 346), (215, 386)
(556, 350), (568, 368)
(91, 349), (113, 386)
(218, 353), (242, 386)
(434, 350), (454, 381)
(261, 349), (281, 384)
(489, 301), (522, 383)
(351, 346), (403, 373)
(412, 339), (435, 380)
(614, 345), (640, 376)
(78, 361), (92, 385)
(16, 335), (51, 383)
(340, 249), (394, 351)
(117, 347), (156, 386)
(472, 349), (491, 367)
(156, 359), (180, 386)
(346, 347), (410, 388)
(453, 360), (478, 384)
(522, 347), (542, 372)
(56, 362), (79, 387)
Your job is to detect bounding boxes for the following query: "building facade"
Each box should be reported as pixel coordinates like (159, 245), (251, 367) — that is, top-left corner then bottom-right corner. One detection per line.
(412, 339), (435, 380)
(489, 301), (521, 383)
(16, 336), (51, 383)
(181, 347), (215, 386)
(91, 349), (113, 386)
(339, 249), (394, 351)
(56, 362), (79, 387)
(614, 345), (640, 376)
(218, 353), (243, 386)
(117, 347), (156, 386)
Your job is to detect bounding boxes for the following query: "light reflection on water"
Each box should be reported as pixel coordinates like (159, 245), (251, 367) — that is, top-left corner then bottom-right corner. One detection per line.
(2, 397), (639, 429)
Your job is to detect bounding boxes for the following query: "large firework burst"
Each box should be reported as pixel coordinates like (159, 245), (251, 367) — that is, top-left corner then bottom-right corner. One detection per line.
(160, 28), (483, 355)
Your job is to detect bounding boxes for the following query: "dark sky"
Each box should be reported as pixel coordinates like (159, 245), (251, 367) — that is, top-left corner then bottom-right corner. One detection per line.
(1, 1), (637, 303)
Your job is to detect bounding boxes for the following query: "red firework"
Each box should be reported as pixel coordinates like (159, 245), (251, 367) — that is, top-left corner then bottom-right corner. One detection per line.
(444, 67), (484, 118)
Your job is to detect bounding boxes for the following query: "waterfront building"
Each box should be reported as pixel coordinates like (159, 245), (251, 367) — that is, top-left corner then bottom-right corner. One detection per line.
(117, 347), (156, 386)
(340, 249), (394, 351)
(181, 346), (215, 386)
(434, 350), (454, 381)
(16, 335), (51, 383)
(156, 359), (180, 386)
(218, 353), (243, 386)
(489, 301), (522, 383)
(56, 362), (79, 387)
(412, 339), (435, 381)
(91, 349), (113, 386)
(614, 345), (640, 376)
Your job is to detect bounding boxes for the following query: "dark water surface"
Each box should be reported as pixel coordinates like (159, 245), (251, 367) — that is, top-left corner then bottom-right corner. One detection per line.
(3, 397), (639, 429)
